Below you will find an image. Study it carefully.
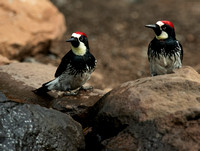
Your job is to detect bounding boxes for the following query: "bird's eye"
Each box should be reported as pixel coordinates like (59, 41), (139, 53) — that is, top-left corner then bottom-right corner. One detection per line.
(162, 26), (167, 31)
(79, 36), (84, 42)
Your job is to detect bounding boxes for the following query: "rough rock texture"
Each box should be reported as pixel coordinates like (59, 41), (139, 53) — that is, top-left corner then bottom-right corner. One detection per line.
(89, 66), (200, 151)
(0, 62), (56, 106)
(0, 62), (104, 122)
(0, 91), (85, 151)
(0, 0), (66, 59)
(52, 88), (105, 126)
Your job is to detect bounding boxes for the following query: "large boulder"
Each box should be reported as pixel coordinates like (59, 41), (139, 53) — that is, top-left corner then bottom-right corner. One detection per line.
(0, 0), (66, 59)
(90, 66), (200, 151)
(0, 91), (85, 151)
(0, 62), (104, 122)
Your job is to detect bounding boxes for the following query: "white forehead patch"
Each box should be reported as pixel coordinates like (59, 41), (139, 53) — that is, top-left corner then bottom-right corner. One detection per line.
(156, 21), (164, 27)
(72, 33), (81, 38)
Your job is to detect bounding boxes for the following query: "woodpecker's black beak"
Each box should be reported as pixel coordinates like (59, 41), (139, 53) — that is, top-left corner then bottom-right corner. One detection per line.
(66, 37), (77, 42)
(145, 24), (161, 36)
(66, 37), (79, 47)
(145, 24), (157, 29)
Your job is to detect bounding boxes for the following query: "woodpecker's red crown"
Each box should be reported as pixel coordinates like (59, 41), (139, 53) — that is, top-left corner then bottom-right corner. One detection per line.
(160, 21), (174, 29)
(75, 31), (88, 38)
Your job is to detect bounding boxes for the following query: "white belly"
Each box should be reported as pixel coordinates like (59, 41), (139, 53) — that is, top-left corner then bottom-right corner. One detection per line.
(150, 52), (182, 76)
(47, 71), (91, 91)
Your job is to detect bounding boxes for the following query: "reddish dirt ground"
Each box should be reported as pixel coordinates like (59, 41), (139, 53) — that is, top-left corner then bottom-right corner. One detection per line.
(46, 0), (200, 90)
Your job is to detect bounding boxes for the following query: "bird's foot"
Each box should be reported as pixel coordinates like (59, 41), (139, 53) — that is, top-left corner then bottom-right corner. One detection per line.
(79, 86), (93, 91)
(63, 90), (79, 96)
(63, 86), (93, 96)
(151, 73), (157, 77)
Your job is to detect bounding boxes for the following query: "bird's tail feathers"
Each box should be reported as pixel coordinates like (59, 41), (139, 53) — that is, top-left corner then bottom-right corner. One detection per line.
(33, 80), (53, 95)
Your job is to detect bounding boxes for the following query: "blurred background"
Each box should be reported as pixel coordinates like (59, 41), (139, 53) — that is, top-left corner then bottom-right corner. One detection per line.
(2, 0), (200, 91)
(48, 0), (200, 90)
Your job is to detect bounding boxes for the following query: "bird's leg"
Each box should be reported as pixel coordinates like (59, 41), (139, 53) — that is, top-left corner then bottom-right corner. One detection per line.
(79, 86), (93, 91)
(63, 90), (79, 96)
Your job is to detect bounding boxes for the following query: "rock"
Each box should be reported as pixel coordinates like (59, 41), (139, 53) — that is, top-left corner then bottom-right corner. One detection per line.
(89, 66), (200, 151)
(0, 62), (56, 107)
(52, 88), (105, 126)
(101, 131), (138, 151)
(0, 62), (56, 89)
(50, 0), (68, 7)
(0, 91), (85, 151)
(194, 64), (200, 74)
(0, 0), (66, 59)
(0, 55), (11, 65)
(0, 62), (104, 122)
(0, 62), (106, 150)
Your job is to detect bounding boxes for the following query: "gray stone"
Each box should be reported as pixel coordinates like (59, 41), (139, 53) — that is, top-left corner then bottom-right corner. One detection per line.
(0, 94), (85, 151)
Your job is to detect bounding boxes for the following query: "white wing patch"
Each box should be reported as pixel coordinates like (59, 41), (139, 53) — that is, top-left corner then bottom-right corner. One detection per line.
(46, 77), (59, 90)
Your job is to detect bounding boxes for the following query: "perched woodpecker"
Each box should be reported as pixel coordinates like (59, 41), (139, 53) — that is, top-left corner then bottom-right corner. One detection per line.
(34, 32), (97, 95)
(145, 20), (183, 76)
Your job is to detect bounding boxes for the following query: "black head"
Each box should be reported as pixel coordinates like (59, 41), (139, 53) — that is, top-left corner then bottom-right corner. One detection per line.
(66, 32), (89, 56)
(66, 32), (89, 48)
(145, 21), (176, 40)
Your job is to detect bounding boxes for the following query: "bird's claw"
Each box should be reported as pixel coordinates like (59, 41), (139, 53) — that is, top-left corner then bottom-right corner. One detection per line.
(80, 86), (93, 91)
(63, 86), (93, 96)
(63, 90), (79, 96)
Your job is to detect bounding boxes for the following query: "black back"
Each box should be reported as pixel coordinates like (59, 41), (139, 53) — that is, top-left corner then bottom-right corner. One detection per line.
(55, 50), (96, 77)
(148, 37), (183, 62)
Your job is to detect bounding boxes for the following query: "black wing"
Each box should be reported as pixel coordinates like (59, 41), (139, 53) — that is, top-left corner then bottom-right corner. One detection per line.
(178, 41), (183, 62)
(54, 50), (73, 77)
(147, 38), (183, 61)
(147, 42), (152, 61)
(84, 52), (97, 70)
(147, 39), (156, 61)
(169, 40), (183, 62)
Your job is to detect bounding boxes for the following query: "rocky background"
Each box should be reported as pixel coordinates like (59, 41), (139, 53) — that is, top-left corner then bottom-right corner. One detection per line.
(0, 0), (200, 151)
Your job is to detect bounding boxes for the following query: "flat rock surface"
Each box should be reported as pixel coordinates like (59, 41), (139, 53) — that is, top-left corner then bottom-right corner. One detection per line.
(0, 62), (56, 106)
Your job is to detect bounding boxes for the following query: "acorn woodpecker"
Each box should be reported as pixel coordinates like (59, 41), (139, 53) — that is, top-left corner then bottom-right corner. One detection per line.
(145, 20), (183, 76)
(34, 32), (97, 95)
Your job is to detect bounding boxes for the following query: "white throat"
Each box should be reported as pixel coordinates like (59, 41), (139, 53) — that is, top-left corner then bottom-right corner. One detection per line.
(71, 33), (87, 56)
(72, 42), (87, 56)
(155, 21), (168, 40)
(156, 31), (168, 40)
